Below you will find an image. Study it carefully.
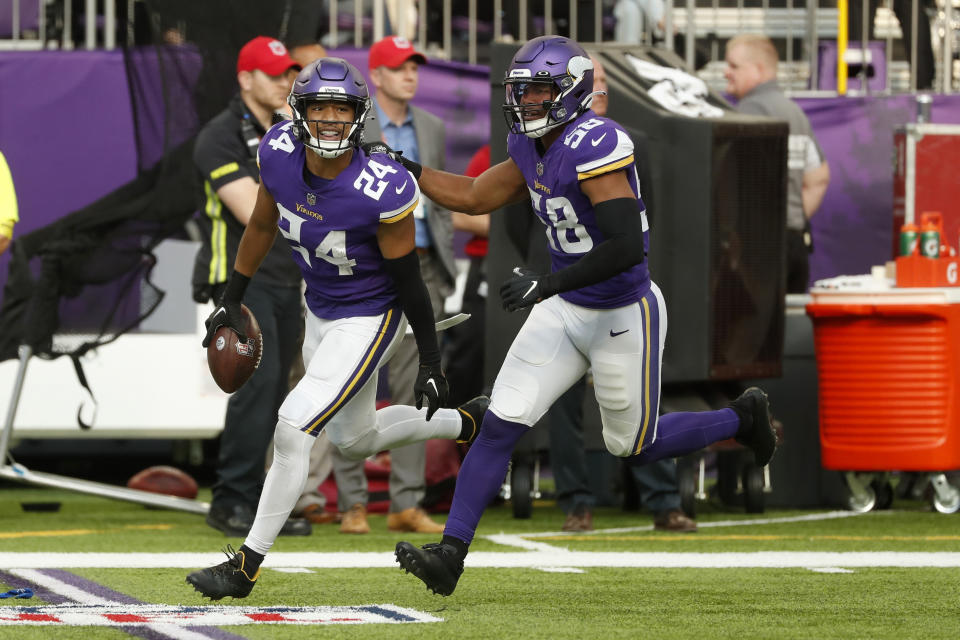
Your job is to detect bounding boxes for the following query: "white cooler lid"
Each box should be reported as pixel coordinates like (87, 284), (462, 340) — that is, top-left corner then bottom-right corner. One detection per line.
(810, 273), (960, 305)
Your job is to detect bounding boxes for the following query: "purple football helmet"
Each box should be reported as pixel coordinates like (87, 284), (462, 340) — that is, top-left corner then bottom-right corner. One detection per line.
(288, 57), (371, 158)
(502, 36), (595, 138)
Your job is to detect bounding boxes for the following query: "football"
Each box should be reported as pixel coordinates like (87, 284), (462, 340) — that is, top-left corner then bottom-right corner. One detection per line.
(206, 303), (262, 393)
(126, 465), (198, 499)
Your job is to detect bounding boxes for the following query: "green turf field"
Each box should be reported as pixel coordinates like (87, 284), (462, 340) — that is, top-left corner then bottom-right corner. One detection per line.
(2, 484), (959, 639)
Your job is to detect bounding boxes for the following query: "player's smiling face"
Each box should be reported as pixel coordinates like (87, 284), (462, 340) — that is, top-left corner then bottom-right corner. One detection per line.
(518, 82), (556, 120)
(305, 100), (356, 142)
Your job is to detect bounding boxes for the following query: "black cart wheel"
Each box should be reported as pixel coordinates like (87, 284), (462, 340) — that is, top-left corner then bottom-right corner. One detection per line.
(872, 479), (894, 510)
(716, 450), (742, 507)
(511, 458), (533, 519)
(742, 465), (765, 514)
(677, 457), (698, 519)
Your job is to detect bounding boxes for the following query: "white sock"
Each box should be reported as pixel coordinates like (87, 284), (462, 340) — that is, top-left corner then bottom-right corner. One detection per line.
(243, 421), (314, 556)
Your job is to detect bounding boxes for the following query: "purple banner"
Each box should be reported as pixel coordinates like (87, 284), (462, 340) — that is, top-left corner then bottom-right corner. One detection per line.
(799, 94), (960, 286)
(0, 50), (137, 298)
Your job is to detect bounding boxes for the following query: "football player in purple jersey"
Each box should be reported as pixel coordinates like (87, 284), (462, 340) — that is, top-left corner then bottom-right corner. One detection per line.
(185, 57), (489, 600)
(370, 35), (778, 596)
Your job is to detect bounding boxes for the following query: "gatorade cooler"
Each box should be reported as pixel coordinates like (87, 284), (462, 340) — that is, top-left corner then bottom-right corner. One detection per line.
(806, 286), (960, 471)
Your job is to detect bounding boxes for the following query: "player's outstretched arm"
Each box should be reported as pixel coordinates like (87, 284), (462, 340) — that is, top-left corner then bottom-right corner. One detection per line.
(202, 183), (280, 347)
(362, 141), (527, 215)
(419, 159), (528, 215)
(378, 215), (449, 420)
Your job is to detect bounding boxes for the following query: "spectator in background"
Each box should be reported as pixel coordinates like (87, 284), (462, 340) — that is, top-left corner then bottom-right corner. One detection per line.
(547, 56), (696, 534)
(329, 35), (457, 535)
(724, 34), (830, 293)
(444, 144), (491, 409)
(0, 151), (18, 256)
(614, 0), (665, 44)
(613, 0), (709, 70)
(847, 0), (934, 90)
(191, 36), (310, 537)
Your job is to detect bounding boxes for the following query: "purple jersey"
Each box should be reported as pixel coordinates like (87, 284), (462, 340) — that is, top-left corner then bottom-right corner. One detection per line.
(508, 111), (650, 309)
(258, 120), (419, 319)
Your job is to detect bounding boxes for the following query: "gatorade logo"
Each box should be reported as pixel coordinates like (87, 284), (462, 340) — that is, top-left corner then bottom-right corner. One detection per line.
(948, 262), (958, 285)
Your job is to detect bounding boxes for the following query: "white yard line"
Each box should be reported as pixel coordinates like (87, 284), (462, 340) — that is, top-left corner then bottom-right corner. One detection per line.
(8, 569), (115, 605)
(2, 551), (960, 569)
(9, 569), (240, 639)
(484, 534), (564, 552)
(519, 510), (868, 539)
(0, 509), (944, 572)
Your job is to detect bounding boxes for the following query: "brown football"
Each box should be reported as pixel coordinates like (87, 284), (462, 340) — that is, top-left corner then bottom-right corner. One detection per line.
(206, 303), (262, 393)
(126, 465), (199, 499)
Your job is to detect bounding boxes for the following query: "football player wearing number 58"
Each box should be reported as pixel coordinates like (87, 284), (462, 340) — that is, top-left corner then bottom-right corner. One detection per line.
(186, 57), (488, 601)
(379, 36), (779, 596)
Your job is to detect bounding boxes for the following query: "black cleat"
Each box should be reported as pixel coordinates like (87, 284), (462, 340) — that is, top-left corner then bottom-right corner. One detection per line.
(731, 387), (777, 466)
(186, 545), (259, 600)
(456, 395), (489, 444)
(395, 541), (464, 596)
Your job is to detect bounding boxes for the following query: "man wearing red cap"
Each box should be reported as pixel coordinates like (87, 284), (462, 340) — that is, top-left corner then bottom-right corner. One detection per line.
(330, 36), (456, 536)
(191, 36), (311, 538)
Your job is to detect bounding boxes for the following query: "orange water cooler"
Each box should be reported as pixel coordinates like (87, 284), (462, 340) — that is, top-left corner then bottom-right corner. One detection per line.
(806, 286), (960, 512)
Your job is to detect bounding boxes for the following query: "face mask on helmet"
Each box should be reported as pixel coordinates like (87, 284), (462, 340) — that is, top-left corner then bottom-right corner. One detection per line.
(502, 36), (594, 139)
(289, 58), (371, 158)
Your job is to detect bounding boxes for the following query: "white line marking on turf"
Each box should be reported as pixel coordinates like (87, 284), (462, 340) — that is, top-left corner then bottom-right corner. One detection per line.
(8, 569), (115, 605)
(10, 570), (237, 639)
(143, 624), (213, 640)
(0, 604), (443, 626)
(519, 510), (867, 539)
(807, 567), (855, 574)
(485, 534), (563, 552)
(3, 551), (960, 569)
(272, 568), (315, 573)
(537, 567), (585, 573)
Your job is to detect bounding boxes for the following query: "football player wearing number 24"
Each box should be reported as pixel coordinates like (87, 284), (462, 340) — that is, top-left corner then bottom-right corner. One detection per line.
(379, 36), (779, 596)
(186, 58), (489, 601)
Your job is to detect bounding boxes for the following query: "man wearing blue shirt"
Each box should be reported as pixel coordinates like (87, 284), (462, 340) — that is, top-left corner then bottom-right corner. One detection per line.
(330, 36), (456, 535)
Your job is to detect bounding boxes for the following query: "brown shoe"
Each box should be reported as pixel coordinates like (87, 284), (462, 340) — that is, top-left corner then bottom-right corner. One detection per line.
(339, 503), (370, 534)
(562, 504), (594, 532)
(301, 504), (339, 525)
(387, 507), (445, 533)
(653, 509), (697, 533)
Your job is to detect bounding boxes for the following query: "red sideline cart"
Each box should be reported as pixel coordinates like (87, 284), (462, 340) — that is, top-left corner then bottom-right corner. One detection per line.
(806, 285), (960, 513)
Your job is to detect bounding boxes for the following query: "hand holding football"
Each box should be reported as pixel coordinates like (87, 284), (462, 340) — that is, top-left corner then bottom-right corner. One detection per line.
(206, 304), (262, 393)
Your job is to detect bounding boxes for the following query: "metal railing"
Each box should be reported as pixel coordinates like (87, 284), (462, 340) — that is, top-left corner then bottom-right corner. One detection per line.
(2, 0), (954, 93)
(0, 0), (118, 50)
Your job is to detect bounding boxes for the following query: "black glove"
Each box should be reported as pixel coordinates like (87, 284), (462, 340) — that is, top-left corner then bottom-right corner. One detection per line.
(414, 362), (449, 421)
(361, 141), (423, 179)
(500, 267), (553, 312)
(201, 302), (245, 348)
(192, 281), (227, 305)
